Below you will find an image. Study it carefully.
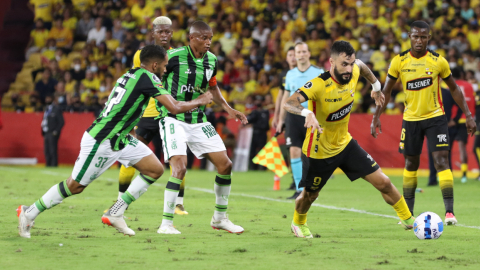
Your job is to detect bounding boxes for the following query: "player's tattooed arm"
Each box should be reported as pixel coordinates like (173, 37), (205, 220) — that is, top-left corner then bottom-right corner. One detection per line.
(355, 59), (377, 84)
(284, 92), (307, 116)
(445, 75), (477, 136)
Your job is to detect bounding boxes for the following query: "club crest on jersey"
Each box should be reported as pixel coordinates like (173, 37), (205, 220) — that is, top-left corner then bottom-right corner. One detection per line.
(426, 68), (433, 75)
(303, 82), (313, 89)
(406, 77), (432, 91)
(206, 69), (213, 81)
(326, 101), (354, 122)
(152, 74), (161, 83)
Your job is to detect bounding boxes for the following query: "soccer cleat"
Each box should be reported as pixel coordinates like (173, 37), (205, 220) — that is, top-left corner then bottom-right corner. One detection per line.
(445, 212), (457, 225)
(287, 191), (301, 200)
(174, 204), (189, 215)
(101, 211), (135, 236)
(400, 216), (415, 230)
(461, 176), (467, 183)
(211, 215), (244, 234)
(291, 222), (313, 238)
(17, 205), (34, 238)
(157, 224), (181, 234)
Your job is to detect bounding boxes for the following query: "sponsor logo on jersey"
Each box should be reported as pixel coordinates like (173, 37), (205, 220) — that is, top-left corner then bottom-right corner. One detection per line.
(326, 81), (333, 87)
(185, 69), (192, 74)
(155, 84), (163, 88)
(437, 134), (447, 142)
(206, 69), (213, 81)
(401, 69), (417, 72)
(303, 82), (313, 89)
(179, 61), (188, 65)
(406, 77), (432, 91)
(169, 47), (185, 54)
(411, 63), (425, 66)
(124, 73), (136, 79)
(326, 101), (354, 122)
(180, 84), (206, 94)
(325, 97), (343, 102)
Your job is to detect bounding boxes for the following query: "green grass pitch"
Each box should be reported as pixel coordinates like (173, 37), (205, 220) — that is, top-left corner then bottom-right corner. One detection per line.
(1, 166), (480, 270)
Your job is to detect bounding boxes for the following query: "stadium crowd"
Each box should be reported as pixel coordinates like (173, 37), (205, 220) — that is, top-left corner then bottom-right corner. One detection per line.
(3, 0), (480, 116)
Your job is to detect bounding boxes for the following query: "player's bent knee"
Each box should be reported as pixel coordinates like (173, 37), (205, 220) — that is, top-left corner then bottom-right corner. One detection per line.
(66, 177), (86, 194)
(217, 158), (232, 174)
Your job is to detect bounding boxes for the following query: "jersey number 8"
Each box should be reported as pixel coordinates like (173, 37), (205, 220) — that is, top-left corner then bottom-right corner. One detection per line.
(103, 86), (127, 117)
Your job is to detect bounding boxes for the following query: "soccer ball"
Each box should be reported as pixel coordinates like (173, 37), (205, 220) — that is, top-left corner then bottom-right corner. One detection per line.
(413, 212), (444, 240)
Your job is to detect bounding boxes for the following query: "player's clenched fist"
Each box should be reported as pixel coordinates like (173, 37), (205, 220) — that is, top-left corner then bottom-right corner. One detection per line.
(198, 91), (213, 105)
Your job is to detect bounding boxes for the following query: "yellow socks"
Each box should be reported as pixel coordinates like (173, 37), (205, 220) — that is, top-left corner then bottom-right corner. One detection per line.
(438, 169), (454, 213)
(293, 210), (307, 225)
(119, 165), (136, 193)
(402, 169), (417, 215)
(461, 163), (468, 177)
(392, 196), (412, 220)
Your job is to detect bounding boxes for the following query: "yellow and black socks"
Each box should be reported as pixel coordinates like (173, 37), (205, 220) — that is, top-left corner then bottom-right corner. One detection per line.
(293, 210), (307, 225)
(26, 180), (73, 220)
(461, 163), (468, 178)
(438, 169), (454, 214)
(392, 196), (413, 221)
(214, 174), (231, 220)
(119, 165), (136, 198)
(161, 176), (182, 226)
(403, 169), (417, 215)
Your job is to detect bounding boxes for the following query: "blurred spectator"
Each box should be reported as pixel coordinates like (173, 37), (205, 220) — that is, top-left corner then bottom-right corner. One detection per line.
(87, 95), (103, 117)
(54, 80), (68, 110)
(26, 19), (50, 59)
(35, 69), (57, 104)
(41, 38), (57, 60)
(357, 40), (374, 63)
(131, 0), (153, 25)
(463, 51), (479, 72)
(11, 93), (26, 113)
(121, 13), (137, 31)
(41, 94), (64, 167)
(449, 32), (468, 54)
(221, 60), (239, 90)
(62, 8), (77, 31)
(247, 96), (270, 170)
(66, 93), (85, 112)
(28, 0), (56, 29)
(124, 30), (140, 52)
(76, 11), (95, 41)
(87, 17), (106, 46)
(112, 19), (125, 42)
(105, 29), (120, 52)
(25, 94), (44, 113)
(48, 16), (73, 50)
(49, 59), (63, 81)
(72, 0), (95, 12)
(81, 70), (100, 91)
(219, 26), (238, 54)
(70, 58), (86, 81)
(64, 71), (77, 93)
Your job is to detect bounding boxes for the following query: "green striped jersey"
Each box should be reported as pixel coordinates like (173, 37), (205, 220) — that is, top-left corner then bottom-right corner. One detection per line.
(157, 45), (218, 124)
(87, 68), (168, 150)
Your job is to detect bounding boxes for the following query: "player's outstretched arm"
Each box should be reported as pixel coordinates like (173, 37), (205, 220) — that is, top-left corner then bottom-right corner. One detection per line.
(284, 92), (322, 134)
(356, 59), (384, 107)
(155, 92), (213, 115)
(208, 84), (248, 124)
(370, 76), (396, 138)
(272, 89), (284, 129)
(275, 90), (290, 134)
(445, 76), (477, 136)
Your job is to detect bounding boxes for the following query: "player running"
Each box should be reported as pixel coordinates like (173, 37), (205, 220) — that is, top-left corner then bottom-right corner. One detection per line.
(371, 21), (476, 225)
(156, 21), (248, 235)
(17, 45), (213, 238)
(284, 41), (414, 238)
(276, 42), (323, 199)
(115, 16), (189, 215)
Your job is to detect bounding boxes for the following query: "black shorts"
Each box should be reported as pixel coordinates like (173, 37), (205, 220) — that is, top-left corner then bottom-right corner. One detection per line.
(285, 112), (307, 148)
(135, 117), (159, 142)
(454, 124), (468, 143)
(399, 116), (449, 156)
(300, 139), (380, 192)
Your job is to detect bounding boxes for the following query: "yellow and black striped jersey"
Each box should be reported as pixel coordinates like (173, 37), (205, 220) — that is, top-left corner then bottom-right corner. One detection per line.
(298, 64), (360, 159)
(387, 49), (452, 121)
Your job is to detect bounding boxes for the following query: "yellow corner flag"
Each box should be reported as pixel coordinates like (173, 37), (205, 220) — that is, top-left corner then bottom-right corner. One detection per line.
(252, 137), (289, 177)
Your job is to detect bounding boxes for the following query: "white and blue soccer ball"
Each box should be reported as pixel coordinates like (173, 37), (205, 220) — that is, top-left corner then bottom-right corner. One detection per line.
(414, 212), (444, 240)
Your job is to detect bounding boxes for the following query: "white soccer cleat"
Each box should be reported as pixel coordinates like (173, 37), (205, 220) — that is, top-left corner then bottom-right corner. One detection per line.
(210, 215), (244, 234)
(157, 224), (181, 234)
(101, 212), (135, 236)
(17, 205), (34, 238)
(445, 212), (457, 225)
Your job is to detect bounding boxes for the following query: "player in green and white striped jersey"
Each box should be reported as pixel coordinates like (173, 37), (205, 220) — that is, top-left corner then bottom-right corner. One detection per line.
(17, 45), (213, 238)
(157, 21), (248, 235)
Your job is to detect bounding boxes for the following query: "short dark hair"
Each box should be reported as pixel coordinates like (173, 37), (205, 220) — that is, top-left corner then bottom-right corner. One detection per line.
(189, 21), (212, 34)
(140, 45), (167, 65)
(331, 41), (355, 57)
(287, 46), (295, 52)
(410, 20), (430, 32)
(451, 67), (463, 79)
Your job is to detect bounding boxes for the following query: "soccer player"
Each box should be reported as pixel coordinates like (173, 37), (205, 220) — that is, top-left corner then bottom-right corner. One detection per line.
(156, 21), (248, 235)
(16, 45), (213, 238)
(284, 40), (414, 238)
(276, 42), (324, 199)
(371, 21), (476, 225)
(116, 16), (188, 215)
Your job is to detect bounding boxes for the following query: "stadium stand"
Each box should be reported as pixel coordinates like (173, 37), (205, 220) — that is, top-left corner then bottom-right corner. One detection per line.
(1, 0), (480, 115)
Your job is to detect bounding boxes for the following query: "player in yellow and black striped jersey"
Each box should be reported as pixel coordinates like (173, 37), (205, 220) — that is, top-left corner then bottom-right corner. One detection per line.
(114, 16), (190, 216)
(371, 21), (477, 225)
(283, 41), (414, 238)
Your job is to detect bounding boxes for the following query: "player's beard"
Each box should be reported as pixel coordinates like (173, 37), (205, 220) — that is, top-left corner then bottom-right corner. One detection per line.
(333, 65), (352, 85)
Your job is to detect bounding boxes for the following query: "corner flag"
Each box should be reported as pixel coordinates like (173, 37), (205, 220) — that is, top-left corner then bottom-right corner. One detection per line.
(252, 137), (289, 177)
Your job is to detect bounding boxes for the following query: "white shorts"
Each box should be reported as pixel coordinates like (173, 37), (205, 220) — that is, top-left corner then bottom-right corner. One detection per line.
(71, 132), (153, 186)
(159, 117), (226, 162)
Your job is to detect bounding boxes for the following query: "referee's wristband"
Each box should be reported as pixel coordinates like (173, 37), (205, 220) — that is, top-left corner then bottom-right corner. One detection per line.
(301, 109), (313, 117)
(371, 80), (381, 92)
